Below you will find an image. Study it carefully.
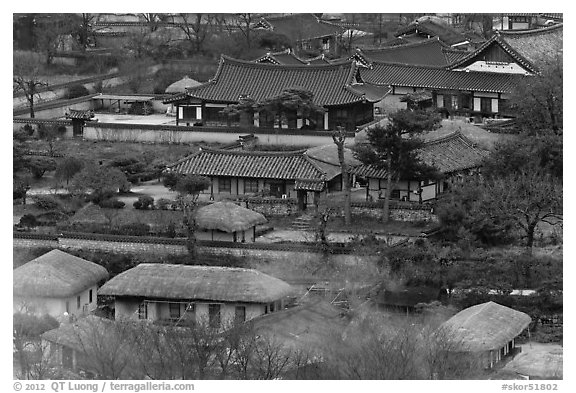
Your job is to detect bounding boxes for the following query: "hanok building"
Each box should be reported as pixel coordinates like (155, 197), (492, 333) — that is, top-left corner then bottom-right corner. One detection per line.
(195, 201), (267, 242)
(13, 250), (109, 318)
(438, 301), (531, 369)
(357, 59), (524, 119)
(167, 147), (350, 209)
(163, 56), (390, 131)
(352, 131), (489, 203)
(254, 49), (308, 65)
(253, 13), (344, 56)
(98, 264), (294, 328)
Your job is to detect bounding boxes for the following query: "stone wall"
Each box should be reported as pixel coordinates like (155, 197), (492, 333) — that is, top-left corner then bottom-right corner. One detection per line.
(82, 123), (355, 147)
(335, 202), (439, 223)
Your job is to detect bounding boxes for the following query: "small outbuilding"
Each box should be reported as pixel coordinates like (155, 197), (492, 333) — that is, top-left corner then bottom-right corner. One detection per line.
(195, 201), (267, 242)
(438, 301), (531, 369)
(164, 75), (202, 94)
(13, 250), (109, 318)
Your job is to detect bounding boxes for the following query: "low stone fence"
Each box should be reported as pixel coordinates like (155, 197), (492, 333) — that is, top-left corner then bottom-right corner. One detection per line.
(235, 197), (300, 217)
(83, 123), (355, 147)
(13, 231), (358, 257)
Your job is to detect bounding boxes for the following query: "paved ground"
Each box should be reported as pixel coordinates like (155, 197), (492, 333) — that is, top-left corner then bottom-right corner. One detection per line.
(501, 342), (563, 379)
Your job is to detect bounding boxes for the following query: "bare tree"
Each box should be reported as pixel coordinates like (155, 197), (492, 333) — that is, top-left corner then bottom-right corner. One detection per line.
(13, 51), (48, 118)
(332, 127), (352, 226)
(177, 13), (215, 54)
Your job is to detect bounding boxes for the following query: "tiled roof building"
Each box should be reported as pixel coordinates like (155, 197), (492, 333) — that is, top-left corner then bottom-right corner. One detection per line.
(164, 56), (389, 131)
(352, 131), (489, 202)
(395, 17), (471, 47)
(359, 61), (523, 94)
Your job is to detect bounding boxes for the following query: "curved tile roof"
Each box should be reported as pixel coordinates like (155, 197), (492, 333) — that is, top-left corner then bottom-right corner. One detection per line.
(168, 148), (327, 183)
(178, 56), (388, 106)
(449, 24), (563, 74)
(358, 38), (466, 67)
(395, 18), (469, 46)
(359, 61), (523, 93)
(98, 264), (293, 304)
(352, 131), (489, 178)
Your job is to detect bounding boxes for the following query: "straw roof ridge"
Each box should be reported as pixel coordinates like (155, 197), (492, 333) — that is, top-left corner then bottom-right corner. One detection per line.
(13, 250), (109, 298)
(439, 301), (531, 352)
(98, 263), (293, 303)
(196, 201), (267, 232)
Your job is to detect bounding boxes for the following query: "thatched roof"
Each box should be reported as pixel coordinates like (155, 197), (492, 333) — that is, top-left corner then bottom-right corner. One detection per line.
(69, 203), (108, 225)
(249, 300), (349, 352)
(503, 344), (563, 379)
(13, 250), (109, 298)
(165, 76), (201, 93)
(439, 301), (531, 352)
(196, 201), (267, 233)
(98, 264), (293, 304)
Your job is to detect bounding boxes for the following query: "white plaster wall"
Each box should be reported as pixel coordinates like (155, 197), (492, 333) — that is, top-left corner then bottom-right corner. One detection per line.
(13, 285), (99, 318)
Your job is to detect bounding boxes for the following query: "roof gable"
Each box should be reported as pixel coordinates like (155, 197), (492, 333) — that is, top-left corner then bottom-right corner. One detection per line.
(98, 264), (293, 303)
(177, 56), (387, 106)
(254, 49), (307, 65)
(13, 250), (109, 298)
(449, 24), (562, 74)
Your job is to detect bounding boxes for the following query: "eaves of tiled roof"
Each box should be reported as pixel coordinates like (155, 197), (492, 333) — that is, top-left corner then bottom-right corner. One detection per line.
(172, 56), (388, 106)
(358, 38), (456, 67)
(167, 148), (328, 184)
(351, 131), (489, 178)
(360, 61), (523, 93)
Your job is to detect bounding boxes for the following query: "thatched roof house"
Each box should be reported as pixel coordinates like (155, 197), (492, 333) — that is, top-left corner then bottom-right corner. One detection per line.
(196, 201), (267, 233)
(165, 76), (201, 94)
(68, 203), (108, 226)
(439, 301), (531, 352)
(99, 263), (293, 304)
(13, 250), (109, 299)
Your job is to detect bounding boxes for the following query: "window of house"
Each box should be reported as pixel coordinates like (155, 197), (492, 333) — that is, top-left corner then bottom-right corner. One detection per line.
(218, 177), (231, 193)
(77, 296), (81, 309)
(244, 179), (259, 194)
(208, 304), (221, 328)
(89, 289), (93, 303)
(138, 303), (148, 320)
(169, 303), (181, 320)
(183, 303), (196, 324)
(269, 302), (275, 313)
(235, 305), (246, 324)
(391, 189), (401, 199)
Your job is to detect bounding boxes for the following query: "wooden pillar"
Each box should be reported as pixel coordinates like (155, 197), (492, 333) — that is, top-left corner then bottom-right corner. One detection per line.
(176, 105), (180, 126)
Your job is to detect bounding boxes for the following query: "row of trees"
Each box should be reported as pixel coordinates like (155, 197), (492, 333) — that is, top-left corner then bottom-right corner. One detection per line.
(14, 307), (476, 380)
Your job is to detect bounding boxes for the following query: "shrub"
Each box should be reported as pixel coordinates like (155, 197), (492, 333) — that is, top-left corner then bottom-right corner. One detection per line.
(155, 198), (174, 210)
(35, 211), (69, 225)
(18, 214), (38, 228)
(32, 195), (64, 210)
(66, 84), (89, 99)
(98, 198), (125, 209)
(133, 195), (154, 210)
